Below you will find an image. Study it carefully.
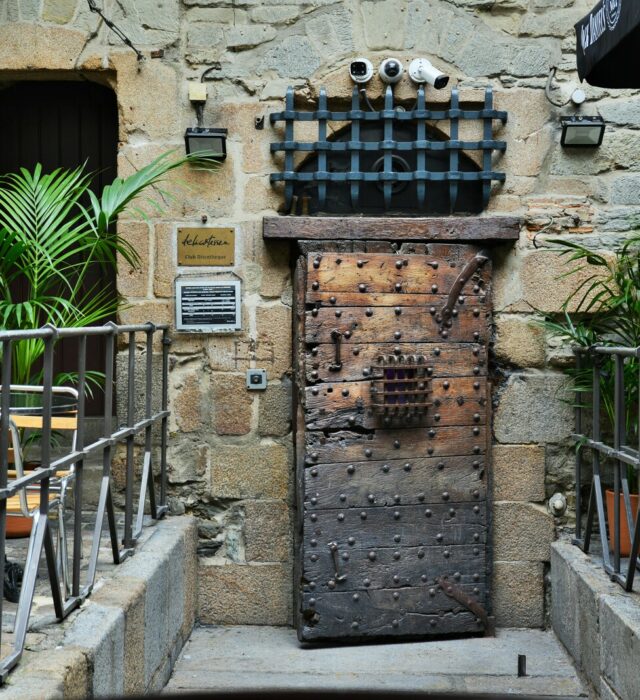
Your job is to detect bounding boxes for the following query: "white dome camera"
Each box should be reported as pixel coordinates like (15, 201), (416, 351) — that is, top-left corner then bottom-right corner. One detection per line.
(409, 58), (449, 90)
(349, 58), (374, 84)
(378, 58), (404, 84)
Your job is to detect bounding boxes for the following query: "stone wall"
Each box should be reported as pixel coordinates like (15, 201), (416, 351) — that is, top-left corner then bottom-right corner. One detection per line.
(1, 0), (638, 629)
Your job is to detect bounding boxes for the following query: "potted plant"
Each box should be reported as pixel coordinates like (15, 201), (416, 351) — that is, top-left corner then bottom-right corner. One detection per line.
(0, 150), (216, 536)
(544, 234), (640, 555)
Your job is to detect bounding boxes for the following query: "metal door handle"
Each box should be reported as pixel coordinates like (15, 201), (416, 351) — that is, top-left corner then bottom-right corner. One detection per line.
(329, 330), (343, 371)
(328, 541), (347, 581)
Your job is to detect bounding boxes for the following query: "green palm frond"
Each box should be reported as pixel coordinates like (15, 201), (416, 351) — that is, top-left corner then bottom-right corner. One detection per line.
(0, 150), (216, 390)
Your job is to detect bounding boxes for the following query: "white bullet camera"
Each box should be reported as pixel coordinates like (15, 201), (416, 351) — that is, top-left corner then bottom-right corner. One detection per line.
(378, 58), (404, 84)
(349, 58), (374, 84)
(408, 58), (449, 90)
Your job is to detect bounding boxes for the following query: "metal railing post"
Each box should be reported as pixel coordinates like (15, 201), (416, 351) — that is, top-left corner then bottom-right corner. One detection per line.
(72, 336), (86, 598)
(160, 327), (170, 508)
(574, 352), (583, 542)
(124, 331), (136, 549)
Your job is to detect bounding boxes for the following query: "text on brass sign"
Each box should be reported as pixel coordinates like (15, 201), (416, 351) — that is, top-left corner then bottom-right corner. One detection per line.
(177, 227), (235, 266)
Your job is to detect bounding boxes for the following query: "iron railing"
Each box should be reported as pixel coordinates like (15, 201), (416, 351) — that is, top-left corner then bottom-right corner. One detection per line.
(573, 345), (640, 591)
(0, 322), (169, 681)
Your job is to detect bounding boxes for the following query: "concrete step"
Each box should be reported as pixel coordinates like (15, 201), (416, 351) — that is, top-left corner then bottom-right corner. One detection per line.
(164, 625), (590, 697)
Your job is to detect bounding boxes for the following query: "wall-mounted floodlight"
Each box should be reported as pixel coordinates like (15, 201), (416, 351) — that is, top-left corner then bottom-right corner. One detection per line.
(185, 79), (228, 160)
(185, 127), (228, 160)
(560, 115), (605, 147)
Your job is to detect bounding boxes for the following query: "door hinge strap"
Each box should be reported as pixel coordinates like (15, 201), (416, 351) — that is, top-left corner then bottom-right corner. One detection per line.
(440, 249), (490, 321)
(328, 541), (347, 581)
(436, 576), (494, 635)
(329, 330), (343, 371)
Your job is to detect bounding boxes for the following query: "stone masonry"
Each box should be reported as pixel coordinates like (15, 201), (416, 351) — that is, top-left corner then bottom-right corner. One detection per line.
(1, 0), (638, 630)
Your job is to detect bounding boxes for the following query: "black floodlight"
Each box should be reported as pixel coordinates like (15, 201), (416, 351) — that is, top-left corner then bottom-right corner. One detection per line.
(184, 127), (228, 160)
(560, 115), (605, 147)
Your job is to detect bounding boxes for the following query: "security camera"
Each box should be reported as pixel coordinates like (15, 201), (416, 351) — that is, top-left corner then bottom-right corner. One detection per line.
(408, 58), (449, 90)
(349, 58), (374, 84)
(378, 58), (404, 84)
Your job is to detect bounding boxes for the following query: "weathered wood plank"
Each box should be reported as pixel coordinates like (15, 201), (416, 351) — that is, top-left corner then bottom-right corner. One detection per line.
(304, 377), (487, 430)
(300, 596), (485, 640)
(304, 503), (486, 548)
(306, 291), (486, 307)
(306, 342), (486, 383)
(303, 545), (487, 591)
(304, 456), (484, 509)
(307, 253), (491, 294)
(305, 306), (489, 344)
(263, 216), (521, 242)
(306, 426), (487, 462)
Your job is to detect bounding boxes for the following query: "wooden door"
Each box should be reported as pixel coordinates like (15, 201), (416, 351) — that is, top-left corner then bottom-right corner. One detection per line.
(295, 243), (492, 642)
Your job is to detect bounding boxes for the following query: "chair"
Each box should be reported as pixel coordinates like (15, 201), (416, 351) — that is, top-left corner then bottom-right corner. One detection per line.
(4, 385), (78, 595)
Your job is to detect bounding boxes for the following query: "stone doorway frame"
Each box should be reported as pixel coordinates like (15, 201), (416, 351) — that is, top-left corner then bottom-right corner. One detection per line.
(263, 215), (521, 632)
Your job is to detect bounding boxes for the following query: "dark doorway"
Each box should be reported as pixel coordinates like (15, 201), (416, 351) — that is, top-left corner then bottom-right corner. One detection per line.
(0, 80), (119, 415)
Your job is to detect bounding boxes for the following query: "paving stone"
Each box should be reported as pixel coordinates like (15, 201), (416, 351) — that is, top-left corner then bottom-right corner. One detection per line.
(261, 35), (321, 78)
(600, 593), (640, 700)
(198, 563), (293, 625)
(494, 372), (573, 444)
(494, 314), (546, 368)
(211, 372), (254, 436)
(244, 499), (292, 562)
(42, 0), (77, 24)
(258, 380), (292, 437)
(117, 221), (150, 298)
(166, 625), (587, 696)
(493, 444), (546, 502)
(227, 25), (276, 50)
(209, 442), (291, 499)
(494, 502), (555, 562)
(64, 603), (125, 697)
(256, 304), (292, 379)
(493, 561), (545, 628)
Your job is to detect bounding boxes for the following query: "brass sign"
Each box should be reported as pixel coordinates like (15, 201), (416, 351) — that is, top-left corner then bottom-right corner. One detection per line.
(177, 227), (235, 267)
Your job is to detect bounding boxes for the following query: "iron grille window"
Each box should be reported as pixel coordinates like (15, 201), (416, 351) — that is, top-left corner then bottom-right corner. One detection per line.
(270, 86), (507, 216)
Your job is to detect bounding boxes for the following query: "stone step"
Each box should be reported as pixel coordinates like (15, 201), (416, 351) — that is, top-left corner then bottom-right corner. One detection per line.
(164, 625), (589, 697)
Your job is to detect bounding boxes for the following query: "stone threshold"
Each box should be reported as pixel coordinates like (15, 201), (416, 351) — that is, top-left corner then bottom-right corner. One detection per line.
(165, 624), (588, 697)
(1, 516), (197, 698)
(551, 539), (640, 700)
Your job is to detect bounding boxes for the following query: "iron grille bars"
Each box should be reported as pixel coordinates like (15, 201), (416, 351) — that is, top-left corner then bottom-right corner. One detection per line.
(0, 322), (170, 682)
(270, 85), (507, 213)
(572, 344), (640, 592)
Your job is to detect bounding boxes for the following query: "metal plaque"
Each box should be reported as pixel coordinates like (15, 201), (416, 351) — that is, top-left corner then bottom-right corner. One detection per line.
(177, 227), (235, 267)
(175, 278), (241, 333)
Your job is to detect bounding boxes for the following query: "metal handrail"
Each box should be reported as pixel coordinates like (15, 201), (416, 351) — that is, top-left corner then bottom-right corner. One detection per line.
(572, 344), (640, 591)
(0, 322), (170, 682)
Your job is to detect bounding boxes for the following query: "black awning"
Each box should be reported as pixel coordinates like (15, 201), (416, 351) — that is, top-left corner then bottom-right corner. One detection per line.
(575, 0), (640, 88)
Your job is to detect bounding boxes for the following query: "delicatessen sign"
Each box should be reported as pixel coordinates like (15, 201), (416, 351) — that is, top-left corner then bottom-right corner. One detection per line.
(177, 227), (235, 267)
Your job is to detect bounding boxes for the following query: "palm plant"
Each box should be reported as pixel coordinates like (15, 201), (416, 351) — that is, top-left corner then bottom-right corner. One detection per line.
(544, 234), (640, 490)
(0, 150), (212, 388)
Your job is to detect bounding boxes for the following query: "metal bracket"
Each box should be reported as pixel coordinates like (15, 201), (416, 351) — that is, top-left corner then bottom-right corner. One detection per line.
(329, 330), (343, 371)
(440, 249), (490, 321)
(328, 542), (347, 582)
(436, 576), (494, 636)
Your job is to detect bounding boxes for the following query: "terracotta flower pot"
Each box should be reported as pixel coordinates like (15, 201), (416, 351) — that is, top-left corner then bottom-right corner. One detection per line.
(6, 516), (32, 539)
(6, 461), (39, 539)
(606, 490), (640, 557)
